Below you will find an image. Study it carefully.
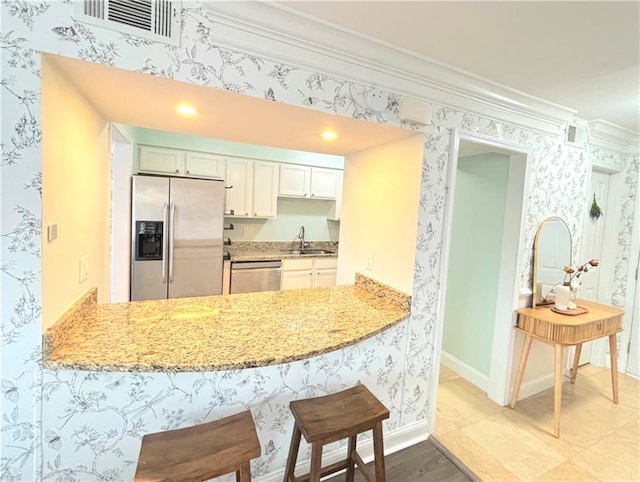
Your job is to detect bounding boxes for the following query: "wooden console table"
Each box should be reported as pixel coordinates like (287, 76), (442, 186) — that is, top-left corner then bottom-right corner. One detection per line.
(510, 300), (623, 438)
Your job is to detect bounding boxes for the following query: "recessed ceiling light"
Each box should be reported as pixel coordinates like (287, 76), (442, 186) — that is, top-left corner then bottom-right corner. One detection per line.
(175, 104), (198, 117)
(321, 131), (338, 140)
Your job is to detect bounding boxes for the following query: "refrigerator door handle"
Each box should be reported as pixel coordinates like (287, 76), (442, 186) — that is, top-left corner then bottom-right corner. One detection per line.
(162, 203), (169, 283)
(169, 202), (176, 283)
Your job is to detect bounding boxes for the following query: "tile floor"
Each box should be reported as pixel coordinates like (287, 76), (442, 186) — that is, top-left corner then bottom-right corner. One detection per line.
(435, 364), (640, 481)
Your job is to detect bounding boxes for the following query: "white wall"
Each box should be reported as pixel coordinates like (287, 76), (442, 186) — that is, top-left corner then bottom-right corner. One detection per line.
(338, 134), (424, 293)
(41, 55), (111, 328)
(110, 126), (133, 303)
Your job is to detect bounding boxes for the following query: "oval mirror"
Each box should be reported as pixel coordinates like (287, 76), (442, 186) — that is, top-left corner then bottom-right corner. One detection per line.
(532, 216), (572, 308)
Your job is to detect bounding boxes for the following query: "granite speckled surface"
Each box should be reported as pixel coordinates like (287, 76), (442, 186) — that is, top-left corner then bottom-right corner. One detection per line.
(44, 275), (410, 373)
(227, 241), (338, 262)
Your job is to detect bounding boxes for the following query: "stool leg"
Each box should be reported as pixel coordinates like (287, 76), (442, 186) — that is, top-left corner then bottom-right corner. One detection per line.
(237, 461), (251, 482)
(283, 424), (302, 482)
(309, 442), (323, 482)
(345, 435), (357, 482)
(372, 421), (386, 482)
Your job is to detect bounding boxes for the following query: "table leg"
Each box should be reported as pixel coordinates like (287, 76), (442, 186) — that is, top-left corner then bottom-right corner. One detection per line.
(609, 334), (619, 405)
(570, 343), (582, 384)
(510, 333), (533, 409)
(553, 343), (563, 438)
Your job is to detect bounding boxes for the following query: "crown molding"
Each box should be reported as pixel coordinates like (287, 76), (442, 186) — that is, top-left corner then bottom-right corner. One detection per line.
(588, 119), (639, 154)
(202, 1), (577, 137)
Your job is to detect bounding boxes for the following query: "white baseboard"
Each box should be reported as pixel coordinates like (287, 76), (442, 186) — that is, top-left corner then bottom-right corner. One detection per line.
(510, 372), (555, 401)
(440, 351), (489, 392)
(255, 419), (429, 482)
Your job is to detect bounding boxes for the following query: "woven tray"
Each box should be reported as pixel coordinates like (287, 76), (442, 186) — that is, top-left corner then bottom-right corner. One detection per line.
(551, 306), (589, 316)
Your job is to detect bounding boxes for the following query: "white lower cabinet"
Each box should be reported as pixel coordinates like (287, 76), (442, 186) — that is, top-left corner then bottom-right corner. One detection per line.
(281, 257), (338, 290)
(314, 269), (337, 287)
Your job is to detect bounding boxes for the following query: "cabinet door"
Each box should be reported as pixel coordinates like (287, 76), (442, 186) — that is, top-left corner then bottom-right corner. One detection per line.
(184, 152), (226, 179)
(225, 158), (253, 217)
(327, 170), (343, 221)
(279, 164), (311, 197)
(314, 269), (337, 287)
(253, 161), (279, 217)
(310, 167), (339, 199)
(139, 146), (182, 175)
(281, 270), (314, 290)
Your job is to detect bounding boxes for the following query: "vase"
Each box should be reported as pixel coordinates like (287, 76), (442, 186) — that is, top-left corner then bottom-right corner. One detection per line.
(554, 285), (572, 311)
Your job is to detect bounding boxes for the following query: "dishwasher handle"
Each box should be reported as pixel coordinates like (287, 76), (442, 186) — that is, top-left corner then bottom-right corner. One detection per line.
(231, 260), (282, 270)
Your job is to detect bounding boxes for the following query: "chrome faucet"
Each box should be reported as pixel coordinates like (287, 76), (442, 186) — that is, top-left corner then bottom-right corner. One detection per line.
(298, 225), (305, 250)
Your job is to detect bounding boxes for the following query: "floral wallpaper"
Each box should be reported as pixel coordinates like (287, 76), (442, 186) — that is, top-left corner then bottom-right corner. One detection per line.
(1, 1), (637, 481)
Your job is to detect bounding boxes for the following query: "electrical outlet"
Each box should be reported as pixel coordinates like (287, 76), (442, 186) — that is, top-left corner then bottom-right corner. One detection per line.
(79, 255), (89, 283)
(366, 252), (374, 270)
(243, 225), (254, 236)
(47, 223), (58, 243)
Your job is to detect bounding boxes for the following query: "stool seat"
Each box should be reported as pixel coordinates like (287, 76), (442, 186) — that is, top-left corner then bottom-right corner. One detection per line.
(284, 385), (390, 482)
(135, 410), (260, 482)
(290, 385), (389, 444)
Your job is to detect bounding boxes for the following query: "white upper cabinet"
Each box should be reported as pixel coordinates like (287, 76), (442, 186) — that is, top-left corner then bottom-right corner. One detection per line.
(139, 146), (182, 175)
(310, 167), (339, 199)
(252, 161), (279, 218)
(225, 158), (253, 217)
(278, 164), (340, 200)
(138, 146), (225, 180)
(138, 146), (341, 219)
(184, 152), (226, 179)
(225, 158), (279, 218)
(278, 164), (311, 197)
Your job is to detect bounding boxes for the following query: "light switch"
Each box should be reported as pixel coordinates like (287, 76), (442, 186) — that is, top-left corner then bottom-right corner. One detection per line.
(79, 255), (89, 283)
(47, 223), (58, 243)
(366, 252), (374, 270)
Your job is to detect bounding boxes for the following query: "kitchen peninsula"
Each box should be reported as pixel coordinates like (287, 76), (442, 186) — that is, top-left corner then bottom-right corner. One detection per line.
(43, 274), (410, 372)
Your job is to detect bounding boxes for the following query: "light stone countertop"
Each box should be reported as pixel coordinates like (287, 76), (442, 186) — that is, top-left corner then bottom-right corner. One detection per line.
(44, 274), (410, 372)
(229, 250), (337, 262)
(226, 241), (338, 262)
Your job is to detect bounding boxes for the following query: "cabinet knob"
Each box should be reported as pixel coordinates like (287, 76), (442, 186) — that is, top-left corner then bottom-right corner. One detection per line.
(304, 193), (308, 197)
(175, 169), (179, 173)
(310, 193), (315, 197)
(254, 213), (257, 216)
(186, 170), (190, 174)
(245, 213), (249, 216)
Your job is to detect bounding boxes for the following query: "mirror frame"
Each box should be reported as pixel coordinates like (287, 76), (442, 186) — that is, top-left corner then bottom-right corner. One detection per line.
(532, 216), (572, 308)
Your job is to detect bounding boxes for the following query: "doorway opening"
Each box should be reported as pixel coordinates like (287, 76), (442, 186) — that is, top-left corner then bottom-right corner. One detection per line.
(438, 130), (529, 406)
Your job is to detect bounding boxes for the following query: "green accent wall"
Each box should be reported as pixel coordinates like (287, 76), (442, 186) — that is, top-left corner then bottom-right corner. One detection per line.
(443, 152), (510, 376)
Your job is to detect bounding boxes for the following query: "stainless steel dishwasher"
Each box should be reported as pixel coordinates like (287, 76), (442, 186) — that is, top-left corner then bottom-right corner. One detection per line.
(229, 260), (282, 294)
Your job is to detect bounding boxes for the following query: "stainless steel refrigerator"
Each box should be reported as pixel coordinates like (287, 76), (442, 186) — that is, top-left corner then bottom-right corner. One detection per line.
(130, 175), (225, 301)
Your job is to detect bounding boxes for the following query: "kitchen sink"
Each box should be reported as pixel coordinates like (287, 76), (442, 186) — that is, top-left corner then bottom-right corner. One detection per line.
(280, 249), (335, 255)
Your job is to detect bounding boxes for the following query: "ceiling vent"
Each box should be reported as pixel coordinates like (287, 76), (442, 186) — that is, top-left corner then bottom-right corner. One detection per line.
(565, 123), (586, 148)
(74, 0), (180, 46)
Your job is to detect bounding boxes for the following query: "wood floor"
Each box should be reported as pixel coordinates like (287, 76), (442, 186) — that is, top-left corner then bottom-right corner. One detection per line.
(435, 363), (640, 481)
(326, 438), (473, 482)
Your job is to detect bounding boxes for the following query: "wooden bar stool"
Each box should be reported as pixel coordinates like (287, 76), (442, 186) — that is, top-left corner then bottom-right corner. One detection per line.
(283, 385), (390, 482)
(134, 410), (260, 482)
